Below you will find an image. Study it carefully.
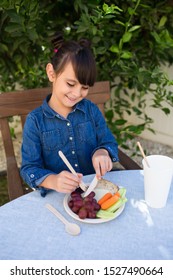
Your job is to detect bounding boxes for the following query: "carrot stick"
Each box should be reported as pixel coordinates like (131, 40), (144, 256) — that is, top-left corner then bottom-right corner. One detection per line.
(101, 193), (120, 210)
(98, 192), (112, 206)
(115, 191), (120, 197)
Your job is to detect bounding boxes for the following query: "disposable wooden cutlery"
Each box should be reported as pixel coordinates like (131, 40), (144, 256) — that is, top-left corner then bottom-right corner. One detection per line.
(58, 151), (87, 191)
(45, 203), (80, 236)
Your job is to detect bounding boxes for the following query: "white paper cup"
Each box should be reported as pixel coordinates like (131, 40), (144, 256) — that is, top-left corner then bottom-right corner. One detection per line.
(142, 155), (173, 208)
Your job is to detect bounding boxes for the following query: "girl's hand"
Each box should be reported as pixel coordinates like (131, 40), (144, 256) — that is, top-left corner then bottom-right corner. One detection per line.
(92, 149), (113, 179)
(40, 171), (83, 193)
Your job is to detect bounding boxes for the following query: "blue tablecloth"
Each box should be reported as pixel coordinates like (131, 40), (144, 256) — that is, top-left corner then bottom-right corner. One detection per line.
(0, 170), (173, 260)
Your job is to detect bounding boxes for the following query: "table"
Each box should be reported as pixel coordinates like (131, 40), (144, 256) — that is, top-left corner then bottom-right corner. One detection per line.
(0, 170), (173, 260)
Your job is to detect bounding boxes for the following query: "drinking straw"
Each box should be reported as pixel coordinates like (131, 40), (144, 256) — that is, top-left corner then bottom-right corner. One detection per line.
(137, 141), (150, 168)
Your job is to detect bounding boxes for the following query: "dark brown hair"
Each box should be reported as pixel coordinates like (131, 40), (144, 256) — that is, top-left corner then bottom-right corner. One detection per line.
(51, 32), (97, 86)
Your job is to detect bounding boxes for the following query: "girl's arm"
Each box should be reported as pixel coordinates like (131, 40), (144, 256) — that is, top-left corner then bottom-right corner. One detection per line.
(90, 102), (119, 178)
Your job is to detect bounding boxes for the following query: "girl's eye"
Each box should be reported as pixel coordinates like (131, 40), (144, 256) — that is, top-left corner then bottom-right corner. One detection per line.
(82, 86), (89, 90)
(67, 83), (74, 87)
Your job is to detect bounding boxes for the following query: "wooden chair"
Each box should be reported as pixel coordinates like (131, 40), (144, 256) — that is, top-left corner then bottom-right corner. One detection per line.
(0, 81), (141, 201)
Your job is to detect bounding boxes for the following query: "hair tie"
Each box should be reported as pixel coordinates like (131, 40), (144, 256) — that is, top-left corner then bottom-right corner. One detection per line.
(54, 48), (58, 53)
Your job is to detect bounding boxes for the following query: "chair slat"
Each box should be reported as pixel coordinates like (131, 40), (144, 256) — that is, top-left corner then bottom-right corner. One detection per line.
(0, 118), (23, 200)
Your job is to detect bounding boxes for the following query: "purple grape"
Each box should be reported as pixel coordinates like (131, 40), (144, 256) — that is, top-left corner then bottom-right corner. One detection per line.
(68, 200), (73, 208)
(93, 202), (101, 211)
(88, 211), (96, 219)
(69, 189), (101, 219)
(87, 191), (95, 198)
(71, 191), (82, 198)
(85, 201), (95, 212)
(71, 206), (79, 213)
(83, 196), (93, 203)
(72, 196), (83, 202)
(73, 200), (83, 208)
(78, 208), (88, 219)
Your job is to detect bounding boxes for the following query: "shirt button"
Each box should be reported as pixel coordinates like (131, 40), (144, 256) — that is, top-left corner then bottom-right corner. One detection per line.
(72, 151), (75, 154)
(75, 164), (78, 167)
(67, 122), (70, 126)
(30, 174), (35, 178)
(69, 137), (73, 141)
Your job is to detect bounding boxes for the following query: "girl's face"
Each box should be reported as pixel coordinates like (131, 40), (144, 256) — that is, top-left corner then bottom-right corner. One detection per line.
(46, 62), (89, 117)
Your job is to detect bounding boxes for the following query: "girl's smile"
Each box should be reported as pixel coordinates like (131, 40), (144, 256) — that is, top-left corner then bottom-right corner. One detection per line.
(65, 95), (78, 103)
(46, 62), (89, 117)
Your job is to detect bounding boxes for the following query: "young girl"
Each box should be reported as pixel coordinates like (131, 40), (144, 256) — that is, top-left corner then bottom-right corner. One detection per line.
(20, 34), (119, 196)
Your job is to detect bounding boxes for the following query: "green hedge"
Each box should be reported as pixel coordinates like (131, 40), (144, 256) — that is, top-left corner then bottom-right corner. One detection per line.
(0, 0), (173, 149)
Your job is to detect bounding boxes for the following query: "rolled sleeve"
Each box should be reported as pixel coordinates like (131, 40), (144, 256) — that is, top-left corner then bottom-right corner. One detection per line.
(92, 145), (119, 162)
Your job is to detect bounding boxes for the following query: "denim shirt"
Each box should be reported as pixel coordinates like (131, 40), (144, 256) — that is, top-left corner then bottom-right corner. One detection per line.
(20, 94), (119, 195)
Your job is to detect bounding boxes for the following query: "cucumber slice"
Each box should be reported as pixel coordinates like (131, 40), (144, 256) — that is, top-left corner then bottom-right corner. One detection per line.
(96, 209), (116, 219)
(106, 197), (127, 213)
(118, 188), (126, 198)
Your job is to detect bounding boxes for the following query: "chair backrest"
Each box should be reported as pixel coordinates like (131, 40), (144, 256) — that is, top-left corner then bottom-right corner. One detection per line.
(0, 81), (141, 201)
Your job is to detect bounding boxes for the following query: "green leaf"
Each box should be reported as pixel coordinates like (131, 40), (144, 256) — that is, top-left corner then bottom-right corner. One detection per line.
(158, 16), (167, 28)
(0, 43), (8, 52)
(148, 128), (155, 134)
(104, 14), (116, 19)
(114, 119), (127, 125)
(10, 127), (16, 139)
(151, 31), (161, 43)
(132, 106), (142, 115)
(122, 32), (132, 43)
(118, 38), (123, 49)
(6, 10), (23, 24)
(27, 29), (38, 41)
(5, 23), (22, 33)
(105, 110), (114, 120)
(96, 46), (106, 54)
(103, 3), (122, 15)
(109, 45), (119, 53)
(76, 25), (89, 33)
(120, 51), (132, 59)
(114, 20), (125, 26)
(128, 25), (141, 32)
(162, 107), (170, 115)
(128, 7), (135, 16)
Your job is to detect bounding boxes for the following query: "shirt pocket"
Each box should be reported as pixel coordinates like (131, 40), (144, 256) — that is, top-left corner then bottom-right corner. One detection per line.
(42, 129), (63, 151)
(77, 121), (96, 145)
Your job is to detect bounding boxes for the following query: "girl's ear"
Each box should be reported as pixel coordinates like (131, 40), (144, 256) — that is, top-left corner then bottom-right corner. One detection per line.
(46, 63), (56, 82)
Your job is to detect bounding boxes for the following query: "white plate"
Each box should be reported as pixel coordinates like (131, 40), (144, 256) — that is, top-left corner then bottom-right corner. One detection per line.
(63, 187), (125, 224)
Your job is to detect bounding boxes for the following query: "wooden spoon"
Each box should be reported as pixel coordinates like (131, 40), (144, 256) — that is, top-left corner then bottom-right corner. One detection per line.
(46, 203), (81, 236)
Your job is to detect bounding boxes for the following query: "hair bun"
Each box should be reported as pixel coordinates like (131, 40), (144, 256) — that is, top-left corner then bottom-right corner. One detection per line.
(79, 38), (91, 48)
(51, 31), (64, 49)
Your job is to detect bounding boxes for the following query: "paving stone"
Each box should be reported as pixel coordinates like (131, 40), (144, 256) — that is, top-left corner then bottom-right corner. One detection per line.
(122, 137), (173, 167)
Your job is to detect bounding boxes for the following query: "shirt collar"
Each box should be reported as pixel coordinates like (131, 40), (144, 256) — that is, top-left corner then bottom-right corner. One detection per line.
(74, 100), (86, 113)
(42, 94), (86, 119)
